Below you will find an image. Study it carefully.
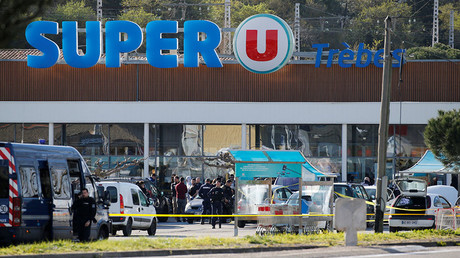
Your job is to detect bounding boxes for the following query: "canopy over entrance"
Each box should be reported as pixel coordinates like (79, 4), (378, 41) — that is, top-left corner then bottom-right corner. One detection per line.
(229, 150), (306, 179)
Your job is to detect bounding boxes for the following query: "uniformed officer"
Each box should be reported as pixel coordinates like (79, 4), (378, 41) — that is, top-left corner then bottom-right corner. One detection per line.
(71, 188), (96, 242)
(208, 180), (224, 229)
(222, 179), (235, 220)
(198, 178), (212, 224)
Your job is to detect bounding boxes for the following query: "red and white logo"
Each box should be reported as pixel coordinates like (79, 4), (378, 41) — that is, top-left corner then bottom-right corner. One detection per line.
(233, 14), (294, 74)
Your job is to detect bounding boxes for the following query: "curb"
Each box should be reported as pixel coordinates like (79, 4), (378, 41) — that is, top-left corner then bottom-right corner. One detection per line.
(6, 239), (460, 258)
(7, 245), (323, 258)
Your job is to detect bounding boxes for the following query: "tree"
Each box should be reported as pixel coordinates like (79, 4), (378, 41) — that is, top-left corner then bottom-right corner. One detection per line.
(0, 0), (53, 48)
(407, 43), (460, 59)
(424, 109), (460, 170)
(46, 0), (96, 24)
(345, 0), (411, 49)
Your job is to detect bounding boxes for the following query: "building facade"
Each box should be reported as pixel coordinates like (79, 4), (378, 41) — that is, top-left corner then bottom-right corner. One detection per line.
(1, 51), (459, 187)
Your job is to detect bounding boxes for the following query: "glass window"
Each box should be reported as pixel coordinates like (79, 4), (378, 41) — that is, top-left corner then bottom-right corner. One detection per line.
(203, 125), (240, 155)
(84, 176), (95, 198)
(110, 124), (144, 156)
(21, 124), (49, 144)
(0, 124), (18, 142)
(106, 186), (118, 203)
(19, 166), (39, 198)
(65, 124), (109, 156)
(138, 190), (148, 207)
(51, 167), (71, 199)
(0, 161), (9, 198)
(131, 189), (140, 205)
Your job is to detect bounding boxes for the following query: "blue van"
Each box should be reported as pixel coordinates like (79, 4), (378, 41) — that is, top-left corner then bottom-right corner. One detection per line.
(0, 143), (111, 244)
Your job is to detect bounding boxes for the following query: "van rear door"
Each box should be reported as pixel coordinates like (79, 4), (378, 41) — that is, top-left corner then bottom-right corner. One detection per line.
(0, 160), (9, 226)
(48, 159), (73, 239)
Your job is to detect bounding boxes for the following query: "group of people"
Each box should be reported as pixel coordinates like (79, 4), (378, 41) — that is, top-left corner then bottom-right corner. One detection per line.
(170, 174), (235, 229)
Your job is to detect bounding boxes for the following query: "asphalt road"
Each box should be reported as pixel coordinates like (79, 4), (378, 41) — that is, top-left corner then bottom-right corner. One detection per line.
(160, 245), (460, 258)
(109, 218), (387, 239)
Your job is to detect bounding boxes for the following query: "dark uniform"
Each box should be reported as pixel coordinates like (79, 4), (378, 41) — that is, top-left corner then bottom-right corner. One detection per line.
(171, 180), (178, 220)
(222, 184), (234, 218)
(71, 195), (96, 242)
(198, 182), (212, 224)
(208, 186), (224, 228)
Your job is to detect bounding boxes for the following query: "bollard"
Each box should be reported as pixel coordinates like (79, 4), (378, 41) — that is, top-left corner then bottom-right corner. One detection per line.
(335, 198), (366, 246)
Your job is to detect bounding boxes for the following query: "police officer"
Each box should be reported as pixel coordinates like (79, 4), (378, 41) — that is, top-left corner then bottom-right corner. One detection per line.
(171, 176), (180, 222)
(222, 179), (234, 221)
(71, 188), (96, 242)
(198, 178), (212, 224)
(208, 180), (224, 229)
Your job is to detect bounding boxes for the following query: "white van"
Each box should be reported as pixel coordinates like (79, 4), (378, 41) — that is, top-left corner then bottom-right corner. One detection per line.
(98, 181), (157, 236)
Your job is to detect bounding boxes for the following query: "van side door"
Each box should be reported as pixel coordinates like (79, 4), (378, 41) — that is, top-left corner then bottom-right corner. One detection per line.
(48, 159), (73, 239)
(130, 188), (143, 228)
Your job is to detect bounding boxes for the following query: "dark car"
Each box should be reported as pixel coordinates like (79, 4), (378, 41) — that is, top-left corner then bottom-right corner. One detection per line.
(140, 179), (172, 222)
(333, 183), (375, 227)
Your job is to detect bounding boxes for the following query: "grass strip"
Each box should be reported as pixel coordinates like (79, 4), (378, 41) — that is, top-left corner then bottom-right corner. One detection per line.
(1, 229), (460, 256)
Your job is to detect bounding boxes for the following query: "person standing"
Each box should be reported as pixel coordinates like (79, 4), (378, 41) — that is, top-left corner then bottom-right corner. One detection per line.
(198, 178), (212, 224)
(222, 179), (235, 221)
(175, 177), (188, 222)
(171, 175), (179, 222)
(71, 188), (96, 242)
(189, 178), (197, 198)
(208, 180), (224, 229)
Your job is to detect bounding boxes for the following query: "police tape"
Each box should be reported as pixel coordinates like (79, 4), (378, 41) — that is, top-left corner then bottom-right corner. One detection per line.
(109, 213), (431, 217)
(334, 191), (436, 212)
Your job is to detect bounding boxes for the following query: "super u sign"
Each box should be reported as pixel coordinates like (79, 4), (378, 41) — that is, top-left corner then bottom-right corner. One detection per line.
(233, 14), (294, 74)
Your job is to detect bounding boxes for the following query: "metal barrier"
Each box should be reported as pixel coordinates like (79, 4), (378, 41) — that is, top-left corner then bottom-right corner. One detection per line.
(435, 208), (459, 230)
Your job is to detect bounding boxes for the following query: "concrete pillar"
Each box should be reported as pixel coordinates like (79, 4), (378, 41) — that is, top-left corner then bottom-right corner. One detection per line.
(342, 124), (347, 182)
(144, 123), (149, 178)
(241, 123), (247, 150)
(49, 123), (54, 145)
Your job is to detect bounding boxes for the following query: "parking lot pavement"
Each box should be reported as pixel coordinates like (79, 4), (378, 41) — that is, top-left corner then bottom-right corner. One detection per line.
(109, 218), (390, 240)
(109, 218), (258, 239)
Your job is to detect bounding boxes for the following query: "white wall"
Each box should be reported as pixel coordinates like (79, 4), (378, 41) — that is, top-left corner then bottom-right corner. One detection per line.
(1, 101), (459, 124)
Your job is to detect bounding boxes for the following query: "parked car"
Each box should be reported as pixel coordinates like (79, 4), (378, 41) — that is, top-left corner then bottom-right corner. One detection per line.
(427, 185), (458, 208)
(363, 185), (396, 202)
(185, 196), (203, 224)
(97, 181), (157, 236)
(237, 185), (293, 228)
(389, 193), (451, 232)
(333, 183), (375, 227)
(388, 178), (452, 232)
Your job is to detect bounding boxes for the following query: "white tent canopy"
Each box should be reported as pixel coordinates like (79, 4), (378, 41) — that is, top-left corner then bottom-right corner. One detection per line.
(399, 150), (458, 174)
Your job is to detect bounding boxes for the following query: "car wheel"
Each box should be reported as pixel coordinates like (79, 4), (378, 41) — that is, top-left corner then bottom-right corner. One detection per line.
(237, 220), (246, 228)
(147, 219), (157, 236)
(187, 218), (194, 224)
(389, 226), (399, 233)
(111, 229), (117, 236)
(123, 218), (133, 236)
(97, 226), (109, 240)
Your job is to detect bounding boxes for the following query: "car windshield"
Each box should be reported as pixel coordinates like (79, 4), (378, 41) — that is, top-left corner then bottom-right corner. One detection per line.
(334, 185), (354, 198)
(397, 179), (426, 193)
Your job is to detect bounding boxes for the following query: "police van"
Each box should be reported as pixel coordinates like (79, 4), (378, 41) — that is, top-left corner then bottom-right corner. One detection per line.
(0, 142), (111, 244)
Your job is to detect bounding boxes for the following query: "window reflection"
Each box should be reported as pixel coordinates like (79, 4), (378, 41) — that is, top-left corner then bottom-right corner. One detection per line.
(20, 167), (39, 198)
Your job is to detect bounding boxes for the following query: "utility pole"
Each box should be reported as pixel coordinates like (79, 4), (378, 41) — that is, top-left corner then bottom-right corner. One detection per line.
(432, 0), (439, 47)
(374, 16), (392, 234)
(449, 11), (455, 49)
(224, 0), (232, 54)
(294, 3), (300, 57)
(97, 0), (102, 22)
